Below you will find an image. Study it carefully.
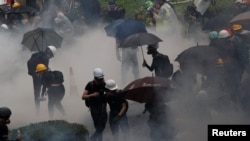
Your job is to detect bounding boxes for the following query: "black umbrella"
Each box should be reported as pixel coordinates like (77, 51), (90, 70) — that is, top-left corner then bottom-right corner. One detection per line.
(230, 11), (250, 24)
(5, 6), (39, 14)
(22, 28), (63, 52)
(175, 45), (223, 74)
(202, 14), (233, 31)
(119, 32), (163, 47)
(104, 19), (147, 40)
(119, 32), (163, 59)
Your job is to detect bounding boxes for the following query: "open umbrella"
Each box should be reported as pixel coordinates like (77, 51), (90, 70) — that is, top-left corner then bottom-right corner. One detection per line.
(202, 14), (232, 31)
(5, 5), (39, 14)
(104, 19), (147, 40)
(119, 32), (163, 59)
(119, 32), (163, 47)
(120, 76), (173, 103)
(22, 27), (63, 52)
(230, 11), (250, 24)
(175, 45), (223, 74)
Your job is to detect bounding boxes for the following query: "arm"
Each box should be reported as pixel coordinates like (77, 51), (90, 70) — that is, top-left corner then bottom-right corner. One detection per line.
(115, 39), (121, 61)
(118, 102), (127, 116)
(81, 90), (99, 100)
(143, 59), (154, 72)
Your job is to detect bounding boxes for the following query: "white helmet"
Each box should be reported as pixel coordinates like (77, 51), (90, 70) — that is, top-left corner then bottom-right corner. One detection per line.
(105, 79), (118, 90)
(47, 45), (56, 55)
(1, 24), (9, 30)
(93, 68), (104, 78)
(218, 30), (230, 38)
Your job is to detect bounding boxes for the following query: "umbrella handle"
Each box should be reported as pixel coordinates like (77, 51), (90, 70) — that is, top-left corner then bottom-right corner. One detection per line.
(140, 46), (145, 60)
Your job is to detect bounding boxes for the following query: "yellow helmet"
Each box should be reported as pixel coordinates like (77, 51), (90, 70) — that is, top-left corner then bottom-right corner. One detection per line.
(216, 58), (224, 65)
(232, 24), (243, 31)
(12, 2), (21, 8)
(35, 64), (47, 73)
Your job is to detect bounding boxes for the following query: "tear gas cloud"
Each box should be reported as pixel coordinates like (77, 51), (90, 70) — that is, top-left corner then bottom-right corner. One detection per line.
(0, 20), (248, 141)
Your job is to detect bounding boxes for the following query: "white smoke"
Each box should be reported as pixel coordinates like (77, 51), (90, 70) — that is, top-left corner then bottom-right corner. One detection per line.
(0, 16), (248, 141)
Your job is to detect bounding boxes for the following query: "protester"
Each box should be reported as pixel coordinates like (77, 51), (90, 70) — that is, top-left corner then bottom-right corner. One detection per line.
(183, 2), (203, 39)
(231, 24), (250, 68)
(35, 64), (66, 119)
(208, 31), (219, 45)
(27, 46), (56, 114)
(229, 24), (249, 103)
(153, 0), (179, 35)
(142, 43), (173, 78)
(0, 107), (22, 141)
(105, 79), (129, 141)
(104, 1), (126, 23)
(82, 68), (107, 141)
(53, 5), (74, 39)
(144, 100), (174, 141)
(116, 39), (140, 86)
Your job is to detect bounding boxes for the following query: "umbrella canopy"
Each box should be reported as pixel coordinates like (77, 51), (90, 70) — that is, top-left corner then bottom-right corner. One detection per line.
(202, 14), (232, 31)
(230, 11), (250, 24)
(104, 19), (147, 40)
(119, 32), (163, 47)
(5, 6), (39, 14)
(121, 76), (173, 103)
(175, 45), (223, 74)
(22, 28), (63, 52)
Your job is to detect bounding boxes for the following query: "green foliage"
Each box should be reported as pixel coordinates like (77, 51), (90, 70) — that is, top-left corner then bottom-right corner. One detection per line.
(9, 120), (89, 141)
(99, 0), (237, 27)
(99, 0), (236, 20)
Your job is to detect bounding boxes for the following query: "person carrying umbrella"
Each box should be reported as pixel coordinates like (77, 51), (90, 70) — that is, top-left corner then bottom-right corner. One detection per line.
(104, 79), (129, 141)
(82, 68), (107, 141)
(27, 46), (56, 114)
(142, 43), (173, 78)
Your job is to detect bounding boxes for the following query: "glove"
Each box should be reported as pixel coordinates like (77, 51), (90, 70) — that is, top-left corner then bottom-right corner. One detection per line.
(113, 115), (121, 123)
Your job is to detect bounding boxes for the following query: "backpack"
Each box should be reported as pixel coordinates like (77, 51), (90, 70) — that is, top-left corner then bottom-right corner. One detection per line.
(159, 54), (174, 78)
(52, 70), (64, 84)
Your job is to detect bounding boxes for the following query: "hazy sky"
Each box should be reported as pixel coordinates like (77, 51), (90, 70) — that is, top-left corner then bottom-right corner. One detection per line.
(0, 20), (248, 141)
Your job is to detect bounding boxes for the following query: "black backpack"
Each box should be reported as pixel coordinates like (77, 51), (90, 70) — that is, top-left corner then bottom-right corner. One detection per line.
(159, 54), (174, 78)
(52, 70), (64, 84)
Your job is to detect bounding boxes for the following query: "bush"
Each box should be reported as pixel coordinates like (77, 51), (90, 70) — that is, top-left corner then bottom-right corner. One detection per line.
(9, 120), (89, 141)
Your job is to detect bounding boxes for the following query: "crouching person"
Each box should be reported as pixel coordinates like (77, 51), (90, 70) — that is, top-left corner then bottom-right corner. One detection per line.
(105, 79), (129, 141)
(35, 64), (66, 119)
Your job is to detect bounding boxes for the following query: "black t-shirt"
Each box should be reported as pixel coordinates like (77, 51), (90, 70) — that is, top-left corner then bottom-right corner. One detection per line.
(105, 91), (128, 115)
(0, 123), (8, 141)
(85, 81), (106, 107)
(152, 53), (170, 77)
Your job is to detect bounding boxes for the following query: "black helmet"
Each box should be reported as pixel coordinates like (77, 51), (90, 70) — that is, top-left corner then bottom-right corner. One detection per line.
(0, 107), (12, 120)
